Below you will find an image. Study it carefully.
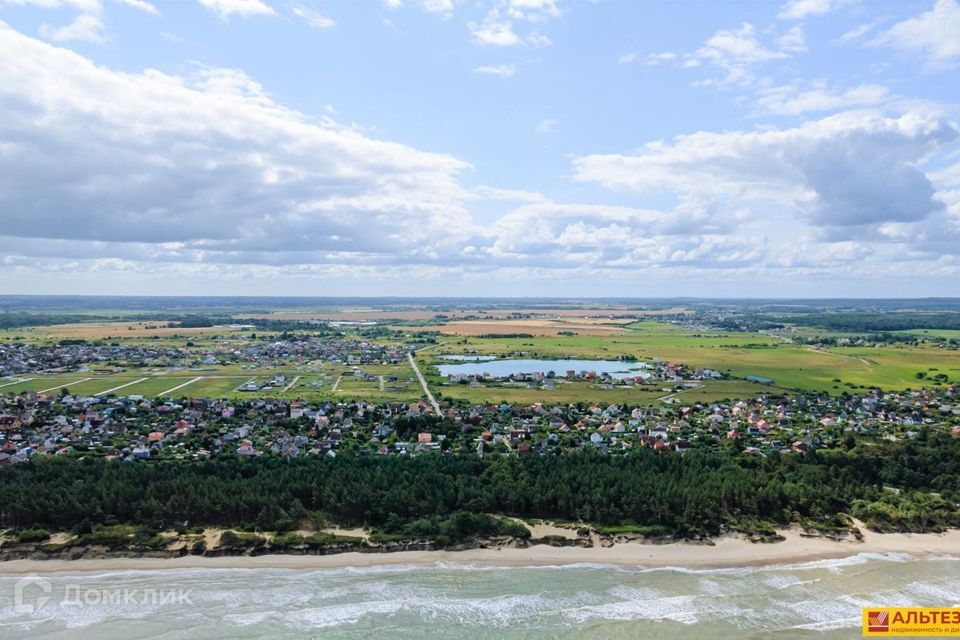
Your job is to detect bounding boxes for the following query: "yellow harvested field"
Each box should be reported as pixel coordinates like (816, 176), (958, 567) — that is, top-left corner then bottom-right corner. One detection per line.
(21, 322), (231, 339)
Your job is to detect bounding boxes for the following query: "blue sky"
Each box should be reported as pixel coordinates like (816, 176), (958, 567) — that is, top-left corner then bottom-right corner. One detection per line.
(0, 0), (958, 297)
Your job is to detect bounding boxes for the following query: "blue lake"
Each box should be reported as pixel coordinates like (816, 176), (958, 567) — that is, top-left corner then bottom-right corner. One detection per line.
(436, 358), (650, 379)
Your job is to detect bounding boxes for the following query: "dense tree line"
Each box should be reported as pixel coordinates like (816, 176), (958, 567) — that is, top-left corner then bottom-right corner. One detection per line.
(2, 433), (958, 539)
(684, 309), (960, 336)
(0, 313), (107, 330)
(780, 312), (960, 332)
(173, 315), (217, 328)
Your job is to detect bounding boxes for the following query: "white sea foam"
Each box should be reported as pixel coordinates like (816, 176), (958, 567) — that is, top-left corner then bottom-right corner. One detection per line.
(791, 617), (861, 631)
(637, 565), (755, 576)
(640, 551), (917, 576)
(222, 610), (276, 626)
(761, 573), (821, 590)
(286, 600), (404, 629)
(3, 554), (957, 638)
(427, 560), (633, 573)
(775, 551), (915, 572)
(418, 593), (564, 626)
(581, 594), (746, 626)
(782, 597), (861, 629)
(606, 585), (662, 601)
(904, 579), (960, 602)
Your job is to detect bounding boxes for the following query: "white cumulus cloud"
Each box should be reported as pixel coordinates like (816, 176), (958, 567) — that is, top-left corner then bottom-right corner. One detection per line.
(0, 21), (486, 269)
(778, 0), (843, 20)
(39, 13), (104, 42)
(291, 6), (334, 28)
(874, 0), (960, 68)
(196, 0), (274, 19)
(573, 112), (958, 232)
(474, 64), (515, 76)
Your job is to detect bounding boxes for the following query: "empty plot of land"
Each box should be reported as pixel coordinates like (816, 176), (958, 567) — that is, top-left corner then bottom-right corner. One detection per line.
(0, 378), (32, 389)
(319, 363), (419, 401)
(95, 377), (149, 396)
(0, 375), (86, 395)
(159, 377), (204, 396)
(184, 376), (254, 397)
(15, 376), (134, 397)
(113, 375), (265, 399)
(89, 376), (198, 398)
(75, 378), (147, 396)
(807, 347), (875, 366)
(37, 377), (94, 393)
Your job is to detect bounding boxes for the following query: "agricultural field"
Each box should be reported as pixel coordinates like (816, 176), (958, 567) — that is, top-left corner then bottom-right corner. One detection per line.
(3, 301), (959, 405)
(0, 363), (426, 403)
(241, 310), (458, 322)
(9, 321), (246, 340)
(331, 364), (421, 402)
(244, 306), (688, 324)
(428, 323), (778, 358)
(0, 373), (239, 398)
(900, 329), (960, 340)
(429, 319), (632, 336)
(5, 321), (945, 402)
(422, 320), (959, 395)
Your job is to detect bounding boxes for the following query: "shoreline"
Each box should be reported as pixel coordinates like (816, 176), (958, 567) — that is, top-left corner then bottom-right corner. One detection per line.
(2, 527), (958, 575)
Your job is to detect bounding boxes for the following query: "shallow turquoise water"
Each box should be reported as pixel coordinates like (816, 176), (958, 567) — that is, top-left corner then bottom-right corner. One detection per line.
(2, 553), (958, 639)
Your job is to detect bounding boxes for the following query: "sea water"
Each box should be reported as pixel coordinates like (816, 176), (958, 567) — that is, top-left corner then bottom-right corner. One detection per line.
(2, 554), (959, 639)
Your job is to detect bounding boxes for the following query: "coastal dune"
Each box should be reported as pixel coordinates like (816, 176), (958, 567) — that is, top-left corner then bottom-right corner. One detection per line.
(2, 526), (958, 575)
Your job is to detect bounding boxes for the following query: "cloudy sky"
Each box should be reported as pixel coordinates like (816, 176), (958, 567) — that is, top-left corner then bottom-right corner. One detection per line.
(0, 0), (958, 297)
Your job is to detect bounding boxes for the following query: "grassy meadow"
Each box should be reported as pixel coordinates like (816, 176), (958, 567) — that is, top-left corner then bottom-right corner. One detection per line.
(3, 317), (957, 405)
(425, 321), (959, 395)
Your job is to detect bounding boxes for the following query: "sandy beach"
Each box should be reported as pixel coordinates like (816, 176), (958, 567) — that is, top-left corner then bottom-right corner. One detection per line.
(2, 526), (958, 575)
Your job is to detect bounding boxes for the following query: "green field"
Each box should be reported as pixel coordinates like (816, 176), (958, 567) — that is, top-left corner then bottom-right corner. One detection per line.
(4, 318), (958, 405)
(319, 363), (421, 402)
(1, 359), (427, 402)
(901, 329), (960, 340)
(426, 322), (960, 394)
(0, 375), (107, 395)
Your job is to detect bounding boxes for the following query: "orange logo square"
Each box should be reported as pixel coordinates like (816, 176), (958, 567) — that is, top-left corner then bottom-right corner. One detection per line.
(868, 610), (889, 633)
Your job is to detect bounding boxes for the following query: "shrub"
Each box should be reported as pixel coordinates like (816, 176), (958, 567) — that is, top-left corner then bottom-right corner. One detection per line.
(16, 528), (51, 544)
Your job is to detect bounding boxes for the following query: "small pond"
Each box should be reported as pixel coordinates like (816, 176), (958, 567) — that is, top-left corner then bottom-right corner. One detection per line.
(436, 358), (650, 379)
